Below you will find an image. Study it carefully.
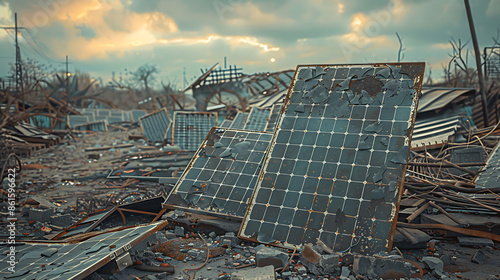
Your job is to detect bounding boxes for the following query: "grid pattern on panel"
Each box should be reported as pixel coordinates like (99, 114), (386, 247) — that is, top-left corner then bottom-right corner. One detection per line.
(73, 120), (107, 132)
(68, 115), (89, 128)
(265, 104), (283, 132)
(166, 128), (273, 217)
(244, 107), (272, 132)
(229, 112), (249, 129)
(132, 109), (147, 122)
(139, 109), (171, 143)
(220, 119), (233, 128)
(0, 222), (166, 280)
(239, 63), (424, 255)
(173, 112), (217, 151)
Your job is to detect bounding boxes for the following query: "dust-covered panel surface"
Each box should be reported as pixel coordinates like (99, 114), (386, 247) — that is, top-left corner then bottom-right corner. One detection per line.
(244, 107), (272, 132)
(239, 63), (425, 254)
(173, 112), (218, 151)
(164, 128), (273, 218)
(0, 222), (167, 280)
(229, 112), (249, 129)
(139, 108), (171, 143)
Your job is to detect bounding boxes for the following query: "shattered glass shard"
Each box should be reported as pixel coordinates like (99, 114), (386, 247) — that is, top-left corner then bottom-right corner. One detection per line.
(295, 104), (306, 113)
(213, 142), (224, 148)
(330, 99), (350, 118)
(234, 141), (251, 154)
(219, 148), (233, 158)
(376, 67), (391, 78)
(365, 121), (383, 133)
(310, 86), (329, 103)
(373, 166), (387, 183)
(338, 76), (353, 91)
(360, 90), (374, 105)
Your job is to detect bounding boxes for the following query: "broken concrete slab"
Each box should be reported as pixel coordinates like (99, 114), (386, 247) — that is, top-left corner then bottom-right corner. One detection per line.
(255, 247), (289, 269)
(231, 265), (276, 280)
(472, 249), (488, 264)
(353, 255), (410, 279)
(306, 254), (339, 276)
(458, 236), (494, 247)
(28, 208), (55, 222)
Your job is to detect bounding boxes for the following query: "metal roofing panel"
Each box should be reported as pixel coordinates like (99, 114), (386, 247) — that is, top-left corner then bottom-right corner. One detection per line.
(418, 88), (474, 113)
(68, 115), (89, 128)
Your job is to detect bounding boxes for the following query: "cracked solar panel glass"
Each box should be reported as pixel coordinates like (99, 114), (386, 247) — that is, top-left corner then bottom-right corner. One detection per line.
(229, 112), (249, 129)
(265, 104), (283, 132)
(165, 127), (273, 217)
(0, 222), (167, 280)
(244, 107), (272, 131)
(239, 63), (425, 255)
(139, 109), (171, 143)
(173, 112), (217, 151)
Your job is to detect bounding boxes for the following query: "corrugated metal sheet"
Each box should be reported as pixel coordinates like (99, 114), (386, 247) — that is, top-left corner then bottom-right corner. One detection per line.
(68, 115), (89, 128)
(411, 115), (461, 148)
(418, 88), (475, 113)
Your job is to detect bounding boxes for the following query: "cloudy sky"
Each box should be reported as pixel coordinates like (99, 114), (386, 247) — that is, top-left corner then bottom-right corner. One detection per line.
(0, 0), (499, 88)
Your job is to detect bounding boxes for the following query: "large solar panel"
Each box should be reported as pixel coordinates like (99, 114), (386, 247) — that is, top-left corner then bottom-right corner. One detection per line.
(139, 108), (171, 143)
(173, 112), (217, 151)
(265, 104), (283, 132)
(164, 127), (273, 218)
(239, 63), (425, 254)
(244, 107), (272, 131)
(0, 221), (168, 280)
(229, 112), (249, 129)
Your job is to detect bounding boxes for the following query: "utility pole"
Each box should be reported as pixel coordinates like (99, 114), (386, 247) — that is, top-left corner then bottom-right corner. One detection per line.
(1, 13), (25, 95)
(464, 0), (489, 127)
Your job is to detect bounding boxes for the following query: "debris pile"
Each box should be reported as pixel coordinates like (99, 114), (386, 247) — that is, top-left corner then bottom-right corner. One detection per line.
(2, 63), (500, 280)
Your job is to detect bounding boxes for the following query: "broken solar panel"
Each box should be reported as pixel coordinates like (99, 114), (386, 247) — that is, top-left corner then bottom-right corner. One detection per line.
(239, 63), (425, 255)
(475, 142), (500, 189)
(229, 112), (249, 129)
(265, 104), (283, 132)
(244, 107), (272, 131)
(165, 127), (273, 218)
(173, 112), (217, 151)
(139, 108), (171, 143)
(0, 221), (167, 280)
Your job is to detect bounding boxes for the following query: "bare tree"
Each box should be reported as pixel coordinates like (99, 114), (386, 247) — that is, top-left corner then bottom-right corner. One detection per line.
(129, 64), (159, 95)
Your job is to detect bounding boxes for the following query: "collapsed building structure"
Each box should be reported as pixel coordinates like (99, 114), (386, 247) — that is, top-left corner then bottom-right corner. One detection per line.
(1, 62), (500, 280)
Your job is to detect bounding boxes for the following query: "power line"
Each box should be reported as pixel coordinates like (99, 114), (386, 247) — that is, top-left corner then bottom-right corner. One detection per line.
(22, 29), (60, 62)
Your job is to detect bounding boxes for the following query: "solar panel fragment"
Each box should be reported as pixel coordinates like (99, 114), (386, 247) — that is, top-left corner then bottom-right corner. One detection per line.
(0, 222), (167, 280)
(265, 104), (283, 132)
(165, 127), (273, 217)
(173, 112), (218, 151)
(239, 63), (425, 255)
(229, 112), (249, 129)
(220, 119), (233, 128)
(139, 108), (171, 143)
(244, 107), (272, 131)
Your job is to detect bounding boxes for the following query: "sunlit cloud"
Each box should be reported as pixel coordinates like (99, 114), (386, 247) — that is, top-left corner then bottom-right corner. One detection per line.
(338, 3), (345, 14)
